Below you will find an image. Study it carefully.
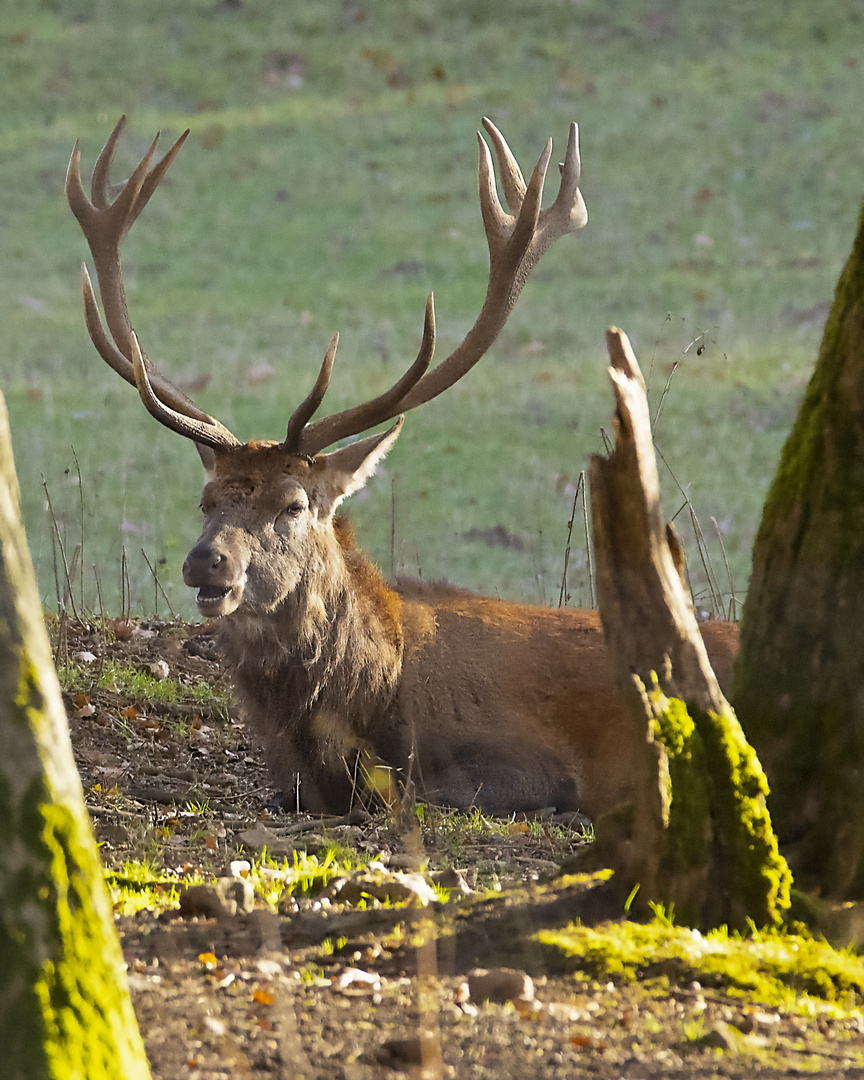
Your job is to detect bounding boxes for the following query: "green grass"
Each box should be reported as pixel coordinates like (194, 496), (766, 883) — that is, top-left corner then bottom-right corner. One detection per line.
(59, 657), (234, 717)
(2, 0), (863, 614)
(538, 916), (864, 1010)
(103, 860), (188, 917)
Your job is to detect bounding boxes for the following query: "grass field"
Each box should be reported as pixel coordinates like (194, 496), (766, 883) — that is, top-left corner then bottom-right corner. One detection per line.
(2, 0), (863, 617)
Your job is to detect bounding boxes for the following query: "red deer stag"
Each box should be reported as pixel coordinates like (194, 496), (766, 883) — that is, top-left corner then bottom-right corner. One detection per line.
(67, 117), (738, 818)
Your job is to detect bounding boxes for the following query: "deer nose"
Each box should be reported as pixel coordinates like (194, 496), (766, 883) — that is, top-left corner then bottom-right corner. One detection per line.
(183, 542), (229, 584)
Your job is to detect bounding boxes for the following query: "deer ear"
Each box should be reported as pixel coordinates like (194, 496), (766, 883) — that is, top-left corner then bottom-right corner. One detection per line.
(196, 442), (218, 477)
(317, 418), (403, 509)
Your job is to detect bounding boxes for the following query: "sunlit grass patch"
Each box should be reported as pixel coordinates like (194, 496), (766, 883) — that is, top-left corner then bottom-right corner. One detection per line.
(246, 845), (364, 909)
(537, 918), (864, 1010)
(59, 658), (233, 718)
(104, 859), (190, 916)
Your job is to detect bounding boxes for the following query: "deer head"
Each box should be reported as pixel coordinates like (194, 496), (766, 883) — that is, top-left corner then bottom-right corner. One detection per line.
(67, 116), (587, 618)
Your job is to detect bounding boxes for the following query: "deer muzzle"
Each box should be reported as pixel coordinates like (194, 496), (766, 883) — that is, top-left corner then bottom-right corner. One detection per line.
(183, 540), (245, 617)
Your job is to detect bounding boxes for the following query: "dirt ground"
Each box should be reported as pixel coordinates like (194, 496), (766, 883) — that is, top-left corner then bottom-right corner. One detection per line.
(58, 616), (864, 1080)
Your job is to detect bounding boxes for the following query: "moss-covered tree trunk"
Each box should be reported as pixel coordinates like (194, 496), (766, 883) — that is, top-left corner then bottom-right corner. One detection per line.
(0, 393), (151, 1078)
(734, 199), (864, 900)
(590, 329), (790, 929)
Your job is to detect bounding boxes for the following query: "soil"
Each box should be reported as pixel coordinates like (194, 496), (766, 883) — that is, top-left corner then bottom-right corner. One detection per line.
(56, 616), (864, 1080)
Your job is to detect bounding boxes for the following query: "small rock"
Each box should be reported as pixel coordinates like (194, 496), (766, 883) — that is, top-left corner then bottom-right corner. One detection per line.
(96, 823), (129, 847)
(428, 868), (472, 895)
(692, 1021), (740, 1052)
(337, 967), (380, 989)
(148, 659), (170, 680)
(237, 822), (295, 857)
(736, 1009), (780, 1034)
(376, 1032), (438, 1067)
(203, 1016), (226, 1036)
(467, 967), (534, 1004)
(245, 908), (282, 952)
(215, 876), (255, 915)
(177, 884), (229, 920)
(332, 871), (436, 907)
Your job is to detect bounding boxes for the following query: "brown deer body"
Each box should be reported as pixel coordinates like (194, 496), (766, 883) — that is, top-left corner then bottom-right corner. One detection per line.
(67, 117), (738, 817)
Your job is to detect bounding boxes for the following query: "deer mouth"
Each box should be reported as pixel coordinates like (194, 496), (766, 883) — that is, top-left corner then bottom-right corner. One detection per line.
(194, 583), (242, 617)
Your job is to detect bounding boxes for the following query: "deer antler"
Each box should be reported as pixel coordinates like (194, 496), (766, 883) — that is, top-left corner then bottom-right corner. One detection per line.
(69, 118), (586, 458)
(66, 115), (241, 451)
(288, 118), (587, 456)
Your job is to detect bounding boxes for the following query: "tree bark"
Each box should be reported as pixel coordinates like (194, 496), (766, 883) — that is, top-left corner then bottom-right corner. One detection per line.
(733, 199), (864, 899)
(0, 393), (151, 1078)
(589, 329), (790, 928)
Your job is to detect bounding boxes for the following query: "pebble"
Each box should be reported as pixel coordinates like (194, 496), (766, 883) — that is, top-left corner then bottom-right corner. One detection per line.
(467, 968), (534, 1004)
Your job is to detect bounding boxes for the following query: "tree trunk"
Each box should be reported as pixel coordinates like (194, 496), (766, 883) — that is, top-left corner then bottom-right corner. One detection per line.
(589, 329), (790, 928)
(0, 393), (151, 1078)
(734, 199), (864, 899)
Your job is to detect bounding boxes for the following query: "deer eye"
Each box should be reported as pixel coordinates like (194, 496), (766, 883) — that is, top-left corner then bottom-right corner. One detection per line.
(280, 500), (306, 520)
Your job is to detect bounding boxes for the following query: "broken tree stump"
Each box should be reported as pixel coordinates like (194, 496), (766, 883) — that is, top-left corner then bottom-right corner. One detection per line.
(588, 327), (790, 929)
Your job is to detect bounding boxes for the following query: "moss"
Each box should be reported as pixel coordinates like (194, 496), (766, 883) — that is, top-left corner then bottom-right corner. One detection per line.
(649, 691), (712, 880)
(695, 704), (791, 927)
(643, 685), (790, 928)
(536, 917), (864, 1009)
(1, 659), (151, 1078)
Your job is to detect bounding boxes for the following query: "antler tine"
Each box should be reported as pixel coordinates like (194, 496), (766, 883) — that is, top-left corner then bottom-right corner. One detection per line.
(480, 117), (586, 246)
(68, 118), (238, 445)
(534, 122), (588, 260)
(284, 332), (340, 451)
(80, 264), (214, 420)
(90, 114), (129, 209)
(294, 296), (436, 456)
(285, 123), (585, 456)
(127, 130), (189, 232)
(130, 333), (240, 450)
(479, 116), (527, 213)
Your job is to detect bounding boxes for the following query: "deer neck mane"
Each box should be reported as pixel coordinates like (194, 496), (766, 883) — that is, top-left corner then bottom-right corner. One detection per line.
(218, 516), (404, 727)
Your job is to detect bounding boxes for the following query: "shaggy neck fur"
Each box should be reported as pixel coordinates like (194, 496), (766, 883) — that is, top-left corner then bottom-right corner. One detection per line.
(215, 517), (404, 803)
